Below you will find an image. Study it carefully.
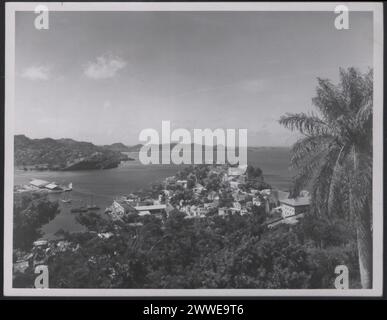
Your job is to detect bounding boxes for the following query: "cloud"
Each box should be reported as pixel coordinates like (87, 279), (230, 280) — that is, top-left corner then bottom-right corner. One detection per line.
(84, 55), (127, 79)
(21, 66), (50, 80)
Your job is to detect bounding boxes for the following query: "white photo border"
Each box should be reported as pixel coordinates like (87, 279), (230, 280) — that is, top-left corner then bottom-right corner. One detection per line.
(3, 1), (384, 297)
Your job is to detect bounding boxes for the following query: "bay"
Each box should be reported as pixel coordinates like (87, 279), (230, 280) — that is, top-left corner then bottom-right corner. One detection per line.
(13, 148), (294, 238)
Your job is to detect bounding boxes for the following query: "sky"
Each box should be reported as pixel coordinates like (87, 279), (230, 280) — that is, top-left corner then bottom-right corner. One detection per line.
(15, 11), (373, 146)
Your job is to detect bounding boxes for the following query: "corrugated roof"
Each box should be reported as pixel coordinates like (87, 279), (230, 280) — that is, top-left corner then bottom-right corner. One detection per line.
(134, 204), (166, 211)
(30, 179), (49, 187)
(114, 200), (134, 211)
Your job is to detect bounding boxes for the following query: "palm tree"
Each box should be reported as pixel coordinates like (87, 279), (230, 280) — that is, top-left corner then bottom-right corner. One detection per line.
(279, 68), (373, 288)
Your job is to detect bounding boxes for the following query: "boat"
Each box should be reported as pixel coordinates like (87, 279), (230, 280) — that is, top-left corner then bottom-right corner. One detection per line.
(87, 205), (100, 210)
(70, 207), (88, 213)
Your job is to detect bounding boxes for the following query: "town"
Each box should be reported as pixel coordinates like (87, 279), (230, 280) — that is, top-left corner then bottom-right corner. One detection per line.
(105, 163), (310, 228)
(13, 162), (311, 278)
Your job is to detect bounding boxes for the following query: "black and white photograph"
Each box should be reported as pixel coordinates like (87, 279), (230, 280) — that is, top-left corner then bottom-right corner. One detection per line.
(3, 2), (383, 297)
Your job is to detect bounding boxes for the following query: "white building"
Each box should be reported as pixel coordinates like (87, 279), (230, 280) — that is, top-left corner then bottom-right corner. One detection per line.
(176, 180), (188, 188)
(193, 183), (206, 194)
(228, 165), (247, 177)
(45, 183), (62, 191)
(279, 197), (310, 218)
(30, 179), (49, 188)
(252, 197), (261, 206)
(207, 191), (220, 201)
(233, 202), (242, 211)
(111, 200), (134, 218)
(218, 207), (229, 216)
(134, 204), (167, 213)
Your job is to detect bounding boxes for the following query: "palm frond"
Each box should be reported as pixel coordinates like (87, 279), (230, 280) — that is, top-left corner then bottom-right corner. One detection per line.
(327, 146), (349, 215)
(309, 147), (342, 217)
(356, 101), (373, 127)
(278, 112), (330, 136)
(340, 67), (367, 115)
(290, 134), (336, 168)
(279, 67), (373, 225)
(312, 78), (349, 124)
(291, 146), (331, 197)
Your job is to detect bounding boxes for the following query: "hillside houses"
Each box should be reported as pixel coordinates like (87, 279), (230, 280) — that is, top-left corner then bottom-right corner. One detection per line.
(108, 197), (171, 220)
(207, 191), (220, 201)
(105, 164), (310, 227)
(193, 183), (206, 195)
(228, 164), (247, 177)
(110, 199), (137, 220)
(176, 180), (188, 189)
(180, 205), (207, 219)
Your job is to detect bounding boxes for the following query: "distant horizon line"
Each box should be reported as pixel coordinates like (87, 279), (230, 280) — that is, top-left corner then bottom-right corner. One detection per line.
(14, 133), (293, 149)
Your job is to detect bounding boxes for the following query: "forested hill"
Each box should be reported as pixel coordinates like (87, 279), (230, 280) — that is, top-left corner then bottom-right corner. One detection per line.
(101, 142), (130, 152)
(14, 135), (130, 170)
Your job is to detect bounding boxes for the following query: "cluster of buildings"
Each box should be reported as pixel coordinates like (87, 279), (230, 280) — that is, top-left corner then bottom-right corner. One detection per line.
(14, 231), (118, 276)
(105, 164), (311, 226)
(106, 193), (174, 221)
(14, 179), (72, 193)
(13, 239), (80, 275)
(13, 165), (312, 277)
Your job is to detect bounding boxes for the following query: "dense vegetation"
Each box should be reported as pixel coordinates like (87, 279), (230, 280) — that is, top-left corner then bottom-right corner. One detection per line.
(101, 142), (131, 152)
(14, 135), (130, 170)
(13, 192), (360, 289)
(13, 193), (60, 251)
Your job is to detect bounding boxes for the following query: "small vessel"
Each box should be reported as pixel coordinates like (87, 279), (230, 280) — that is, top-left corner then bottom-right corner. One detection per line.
(87, 205), (100, 210)
(70, 207), (88, 213)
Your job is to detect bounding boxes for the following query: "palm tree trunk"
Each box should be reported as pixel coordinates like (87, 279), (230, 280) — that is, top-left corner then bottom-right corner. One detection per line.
(352, 150), (373, 288)
(356, 211), (372, 288)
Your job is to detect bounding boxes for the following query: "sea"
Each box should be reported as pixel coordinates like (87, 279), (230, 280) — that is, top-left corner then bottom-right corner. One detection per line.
(14, 148), (294, 238)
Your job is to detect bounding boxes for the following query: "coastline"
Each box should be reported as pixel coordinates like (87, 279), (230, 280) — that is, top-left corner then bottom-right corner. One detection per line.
(13, 147), (293, 238)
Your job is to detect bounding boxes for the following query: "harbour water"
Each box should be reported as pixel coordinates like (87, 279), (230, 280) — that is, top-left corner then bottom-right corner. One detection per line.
(14, 148), (293, 238)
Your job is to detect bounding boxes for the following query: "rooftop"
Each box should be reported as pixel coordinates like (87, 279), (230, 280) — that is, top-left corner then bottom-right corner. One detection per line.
(114, 200), (134, 212)
(134, 204), (167, 211)
(45, 183), (60, 190)
(30, 179), (49, 187)
(228, 166), (247, 176)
